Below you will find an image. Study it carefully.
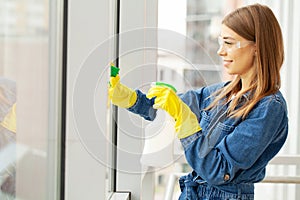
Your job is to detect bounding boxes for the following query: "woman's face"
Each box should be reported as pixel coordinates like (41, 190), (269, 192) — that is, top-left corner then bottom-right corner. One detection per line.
(217, 25), (256, 79)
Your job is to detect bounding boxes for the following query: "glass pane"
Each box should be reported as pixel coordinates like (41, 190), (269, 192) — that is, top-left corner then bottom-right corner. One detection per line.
(157, 0), (224, 95)
(0, 0), (61, 199)
(155, 1), (226, 198)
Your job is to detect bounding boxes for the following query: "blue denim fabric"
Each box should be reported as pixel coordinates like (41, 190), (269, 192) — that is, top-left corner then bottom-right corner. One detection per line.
(127, 90), (157, 121)
(127, 82), (288, 199)
(178, 172), (254, 200)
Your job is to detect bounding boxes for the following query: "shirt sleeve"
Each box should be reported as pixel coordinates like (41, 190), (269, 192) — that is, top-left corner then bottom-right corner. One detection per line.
(178, 82), (227, 121)
(127, 90), (157, 121)
(181, 97), (288, 185)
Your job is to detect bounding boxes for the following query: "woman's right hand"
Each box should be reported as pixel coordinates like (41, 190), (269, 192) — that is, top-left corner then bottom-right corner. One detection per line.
(108, 74), (137, 108)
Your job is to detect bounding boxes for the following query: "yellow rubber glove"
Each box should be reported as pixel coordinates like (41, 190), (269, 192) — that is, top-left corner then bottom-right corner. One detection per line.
(0, 103), (16, 133)
(109, 75), (137, 108)
(146, 85), (201, 139)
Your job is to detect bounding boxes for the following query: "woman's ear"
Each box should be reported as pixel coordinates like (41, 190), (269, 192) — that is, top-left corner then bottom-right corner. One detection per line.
(253, 44), (257, 56)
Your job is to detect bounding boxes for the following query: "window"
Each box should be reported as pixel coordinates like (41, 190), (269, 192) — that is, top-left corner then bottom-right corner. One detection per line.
(0, 0), (63, 199)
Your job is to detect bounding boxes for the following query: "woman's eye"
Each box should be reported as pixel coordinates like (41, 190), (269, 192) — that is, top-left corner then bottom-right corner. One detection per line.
(224, 41), (233, 45)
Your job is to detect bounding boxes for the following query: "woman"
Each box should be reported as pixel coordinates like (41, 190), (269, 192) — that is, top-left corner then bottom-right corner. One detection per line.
(109, 3), (288, 200)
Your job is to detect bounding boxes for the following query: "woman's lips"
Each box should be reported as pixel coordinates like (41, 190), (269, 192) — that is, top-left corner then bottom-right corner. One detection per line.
(223, 60), (233, 67)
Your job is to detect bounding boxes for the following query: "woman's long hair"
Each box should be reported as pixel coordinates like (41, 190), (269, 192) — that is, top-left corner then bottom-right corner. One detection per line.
(206, 4), (284, 119)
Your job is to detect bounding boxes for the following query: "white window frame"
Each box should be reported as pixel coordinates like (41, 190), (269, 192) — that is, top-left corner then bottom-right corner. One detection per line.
(65, 0), (110, 199)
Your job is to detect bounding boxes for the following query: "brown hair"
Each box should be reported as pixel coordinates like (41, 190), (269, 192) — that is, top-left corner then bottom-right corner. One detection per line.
(207, 4), (284, 119)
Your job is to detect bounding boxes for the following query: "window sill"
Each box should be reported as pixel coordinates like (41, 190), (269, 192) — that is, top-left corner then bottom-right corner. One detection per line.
(109, 192), (131, 200)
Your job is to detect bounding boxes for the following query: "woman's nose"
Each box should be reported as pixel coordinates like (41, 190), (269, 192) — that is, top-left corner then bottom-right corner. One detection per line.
(217, 45), (227, 56)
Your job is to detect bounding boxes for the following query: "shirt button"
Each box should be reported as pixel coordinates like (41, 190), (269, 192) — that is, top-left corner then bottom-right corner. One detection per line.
(224, 173), (230, 181)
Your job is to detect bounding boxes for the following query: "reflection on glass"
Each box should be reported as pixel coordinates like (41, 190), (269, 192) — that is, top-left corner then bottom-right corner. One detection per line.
(0, 78), (16, 199)
(0, 0), (59, 199)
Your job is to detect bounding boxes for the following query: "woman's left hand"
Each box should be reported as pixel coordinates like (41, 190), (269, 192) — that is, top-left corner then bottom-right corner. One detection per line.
(146, 85), (201, 138)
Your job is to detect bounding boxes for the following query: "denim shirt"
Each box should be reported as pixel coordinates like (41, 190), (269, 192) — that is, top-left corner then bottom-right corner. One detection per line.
(128, 82), (288, 198)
